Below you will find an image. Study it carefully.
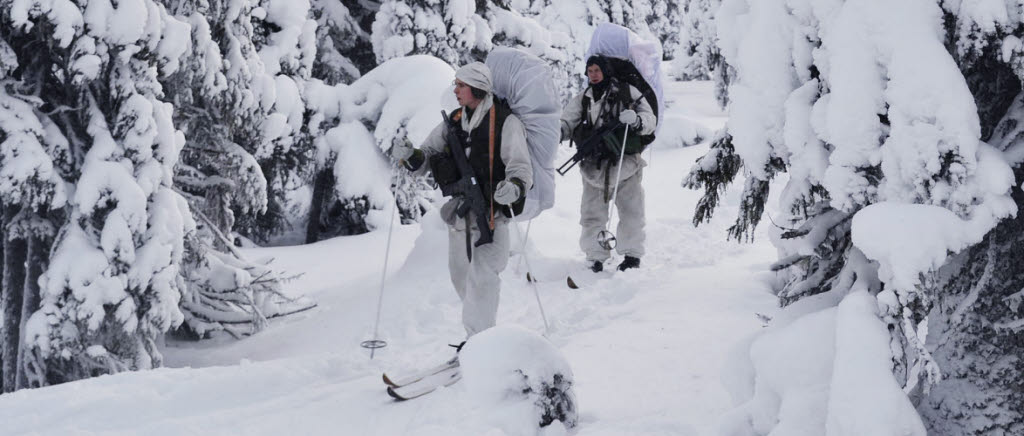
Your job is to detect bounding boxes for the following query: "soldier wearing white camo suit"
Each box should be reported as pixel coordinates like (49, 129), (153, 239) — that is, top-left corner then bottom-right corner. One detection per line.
(393, 62), (533, 340)
(560, 55), (656, 273)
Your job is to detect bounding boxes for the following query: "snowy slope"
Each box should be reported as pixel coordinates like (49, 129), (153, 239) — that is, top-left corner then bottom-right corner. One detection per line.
(0, 81), (781, 436)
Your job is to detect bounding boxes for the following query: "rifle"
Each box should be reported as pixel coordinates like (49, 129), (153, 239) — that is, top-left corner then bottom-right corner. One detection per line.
(557, 92), (647, 176)
(436, 110), (494, 256)
(556, 120), (623, 176)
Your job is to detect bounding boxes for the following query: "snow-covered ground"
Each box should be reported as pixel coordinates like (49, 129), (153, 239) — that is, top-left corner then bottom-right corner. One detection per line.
(0, 81), (783, 436)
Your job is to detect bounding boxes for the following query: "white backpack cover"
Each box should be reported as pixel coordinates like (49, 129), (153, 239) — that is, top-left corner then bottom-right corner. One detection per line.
(585, 23), (665, 137)
(485, 47), (561, 221)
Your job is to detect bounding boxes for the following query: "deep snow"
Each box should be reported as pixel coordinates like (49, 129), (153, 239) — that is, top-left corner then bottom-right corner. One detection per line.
(0, 81), (782, 436)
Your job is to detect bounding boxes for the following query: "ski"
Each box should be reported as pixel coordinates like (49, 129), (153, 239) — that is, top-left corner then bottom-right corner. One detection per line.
(382, 357), (459, 388)
(387, 365), (462, 401)
(567, 269), (615, 289)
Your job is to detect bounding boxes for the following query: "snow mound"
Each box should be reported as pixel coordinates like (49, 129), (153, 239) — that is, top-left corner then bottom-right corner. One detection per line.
(459, 325), (577, 431)
(651, 114), (713, 149)
(720, 290), (926, 436)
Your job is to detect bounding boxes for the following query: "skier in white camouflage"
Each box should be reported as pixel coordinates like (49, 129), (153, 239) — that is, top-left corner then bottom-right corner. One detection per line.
(392, 62), (533, 342)
(560, 55), (656, 273)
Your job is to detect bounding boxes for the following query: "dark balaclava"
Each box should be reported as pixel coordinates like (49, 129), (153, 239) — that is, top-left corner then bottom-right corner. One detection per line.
(586, 55), (614, 100)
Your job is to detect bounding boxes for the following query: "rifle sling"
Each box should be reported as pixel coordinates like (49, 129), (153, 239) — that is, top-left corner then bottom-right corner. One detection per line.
(465, 215), (472, 262)
(488, 103), (496, 230)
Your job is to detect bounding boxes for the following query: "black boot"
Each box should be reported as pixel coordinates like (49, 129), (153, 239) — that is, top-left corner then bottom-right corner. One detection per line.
(617, 256), (640, 271)
(590, 260), (603, 273)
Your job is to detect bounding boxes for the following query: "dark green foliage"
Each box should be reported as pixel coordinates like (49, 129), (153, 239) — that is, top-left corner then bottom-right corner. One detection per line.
(773, 205), (854, 306)
(683, 130), (741, 226)
(517, 370), (578, 429)
(921, 170), (1024, 435)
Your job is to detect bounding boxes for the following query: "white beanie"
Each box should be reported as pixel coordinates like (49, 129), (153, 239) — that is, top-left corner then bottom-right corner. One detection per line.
(455, 62), (493, 94)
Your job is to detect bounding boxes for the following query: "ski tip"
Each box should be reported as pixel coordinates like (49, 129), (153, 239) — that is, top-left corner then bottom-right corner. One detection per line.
(382, 373), (397, 388)
(567, 276), (579, 289)
(387, 386), (408, 401)
(527, 272), (538, 283)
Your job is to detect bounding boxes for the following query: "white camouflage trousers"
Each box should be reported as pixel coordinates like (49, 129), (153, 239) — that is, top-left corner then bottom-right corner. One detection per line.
(446, 215), (510, 337)
(579, 154), (646, 263)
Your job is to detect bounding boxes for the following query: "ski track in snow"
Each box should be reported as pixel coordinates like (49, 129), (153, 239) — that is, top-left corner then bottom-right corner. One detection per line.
(0, 81), (782, 436)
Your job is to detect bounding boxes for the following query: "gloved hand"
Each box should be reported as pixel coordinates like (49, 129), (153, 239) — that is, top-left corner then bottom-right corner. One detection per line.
(560, 124), (571, 143)
(619, 109), (639, 128)
(493, 179), (522, 205)
(391, 137), (415, 161)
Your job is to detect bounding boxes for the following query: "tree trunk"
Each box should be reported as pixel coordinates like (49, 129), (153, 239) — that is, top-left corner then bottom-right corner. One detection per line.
(1, 232), (26, 393)
(0, 204), (5, 389)
(305, 167), (334, 243)
(1, 205), (26, 393)
(15, 231), (47, 390)
(205, 184), (235, 252)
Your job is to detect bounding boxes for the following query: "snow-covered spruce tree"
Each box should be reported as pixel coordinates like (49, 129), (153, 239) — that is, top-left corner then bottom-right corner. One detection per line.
(371, 0), (492, 66)
(486, 0), (586, 102)
(589, 0), (655, 35)
(648, 0), (683, 62)
(911, 4), (1024, 433)
(490, 0), (678, 103)
(3, 0), (195, 387)
(687, 0), (1019, 432)
(237, 0), (319, 245)
(310, 0), (375, 84)
(670, 0), (724, 84)
(303, 55), (452, 240)
(304, 1), (387, 241)
(165, 0), (316, 246)
(0, 44), (68, 391)
(162, 0), (269, 249)
(159, 0), (314, 338)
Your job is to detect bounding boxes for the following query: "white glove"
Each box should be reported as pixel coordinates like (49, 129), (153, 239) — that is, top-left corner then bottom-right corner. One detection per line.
(493, 180), (521, 205)
(619, 109), (639, 127)
(391, 138), (415, 161)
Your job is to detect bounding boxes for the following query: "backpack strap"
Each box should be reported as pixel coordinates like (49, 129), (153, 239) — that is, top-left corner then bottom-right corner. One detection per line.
(617, 82), (634, 111)
(581, 95), (591, 125)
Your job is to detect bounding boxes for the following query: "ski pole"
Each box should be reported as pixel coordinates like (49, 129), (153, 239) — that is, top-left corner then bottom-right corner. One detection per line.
(509, 209), (550, 334)
(361, 193), (398, 359)
(515, 218), (533, 274)
(598, 124), (630, 250)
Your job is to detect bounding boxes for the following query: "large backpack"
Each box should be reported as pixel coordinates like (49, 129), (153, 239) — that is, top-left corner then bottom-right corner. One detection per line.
(584, 23), (664, 142)
(485, 48), (561, 221)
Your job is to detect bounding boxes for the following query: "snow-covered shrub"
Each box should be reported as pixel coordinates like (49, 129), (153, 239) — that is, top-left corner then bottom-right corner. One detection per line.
(688, 0), (1022, 432)
(460, 325), (578, 430)
(178, 240), (314, 339)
